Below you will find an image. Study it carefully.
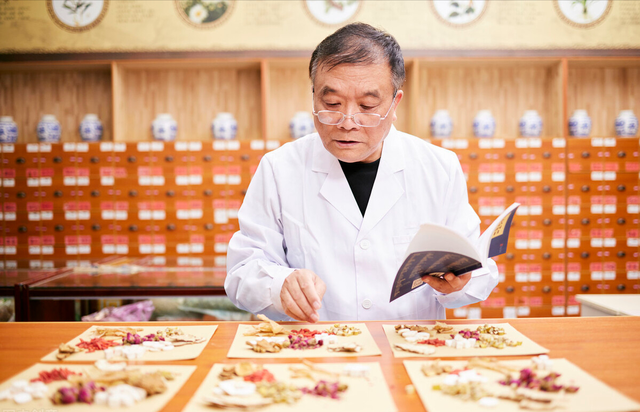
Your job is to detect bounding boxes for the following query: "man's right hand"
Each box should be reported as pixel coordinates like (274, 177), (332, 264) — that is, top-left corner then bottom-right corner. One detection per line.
(280, 269), (326, 323)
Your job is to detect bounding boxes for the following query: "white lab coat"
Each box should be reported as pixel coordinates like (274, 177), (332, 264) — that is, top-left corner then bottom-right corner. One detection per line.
(225, 126), (498, 321)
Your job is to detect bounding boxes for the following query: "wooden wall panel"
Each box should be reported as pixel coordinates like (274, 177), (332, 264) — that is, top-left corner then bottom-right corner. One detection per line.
(116, 65), (262, 141)
(414, 61), (563, 138)
(0, 69), (112, 143)
(568, 66), (640, 137)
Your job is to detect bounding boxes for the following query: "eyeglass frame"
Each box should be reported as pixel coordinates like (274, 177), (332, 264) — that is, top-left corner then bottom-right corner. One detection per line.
(311, 90), (399, 128)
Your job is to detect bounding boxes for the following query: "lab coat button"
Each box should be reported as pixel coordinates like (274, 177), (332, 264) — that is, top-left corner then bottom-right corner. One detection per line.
(362, 299), (372, 309)
(360, 240), (371, 250)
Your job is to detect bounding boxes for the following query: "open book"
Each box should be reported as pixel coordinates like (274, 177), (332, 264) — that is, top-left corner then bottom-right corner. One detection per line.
(389, 202), (519, 302)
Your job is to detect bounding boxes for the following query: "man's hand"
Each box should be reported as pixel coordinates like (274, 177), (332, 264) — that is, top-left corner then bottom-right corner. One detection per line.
(280, 269), (326, 323)
(421, 272), (471, 295)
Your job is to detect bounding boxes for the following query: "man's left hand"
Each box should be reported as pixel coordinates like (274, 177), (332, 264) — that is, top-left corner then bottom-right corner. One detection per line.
(421, 272), (471, 294)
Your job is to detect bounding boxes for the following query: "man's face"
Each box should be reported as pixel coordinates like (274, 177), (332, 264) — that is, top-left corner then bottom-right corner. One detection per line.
(312, 62), (403, 163)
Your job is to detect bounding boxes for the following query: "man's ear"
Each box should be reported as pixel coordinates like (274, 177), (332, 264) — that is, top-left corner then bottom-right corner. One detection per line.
(392, 90), (404, 122)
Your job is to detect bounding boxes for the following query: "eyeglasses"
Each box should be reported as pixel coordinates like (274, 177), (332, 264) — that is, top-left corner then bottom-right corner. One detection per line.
(312, 91), (398, 127)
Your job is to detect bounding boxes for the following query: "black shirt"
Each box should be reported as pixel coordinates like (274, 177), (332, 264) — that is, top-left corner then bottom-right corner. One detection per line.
(339, 158), (381, 216)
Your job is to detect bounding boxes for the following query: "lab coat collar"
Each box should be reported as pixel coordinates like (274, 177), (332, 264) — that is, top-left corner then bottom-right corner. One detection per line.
(314, 126), (406, 233)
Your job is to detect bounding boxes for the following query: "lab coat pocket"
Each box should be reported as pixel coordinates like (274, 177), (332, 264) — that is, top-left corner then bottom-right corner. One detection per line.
(392, 233), (414, 269)
(281, 210), (306, 267)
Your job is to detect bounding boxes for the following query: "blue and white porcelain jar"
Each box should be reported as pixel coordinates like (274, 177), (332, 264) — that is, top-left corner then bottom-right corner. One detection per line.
(519, 110), (543, 137)
(151, 114), (178, 141)
(473, 110), (496, 138)
(79, 114), (103, 142)
(212, 112), (238, 140)
(430, 110), (453, 138)
(0, 116), (18, 143)
(289, 111), (315, 139)
(615, 110), (638, 137)
(569, 110), (591, 137)
(37, 115), (61, 143)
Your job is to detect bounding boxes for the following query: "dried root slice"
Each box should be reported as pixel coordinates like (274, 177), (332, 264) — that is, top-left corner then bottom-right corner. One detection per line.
(421, 360), (452, 377)
(167, 335), (206, 346)
(290, 360), (340, 381)
(467, 358), (520, 375)
(394, 343), (436, 355)
(219, 362), (263, 381)
(326, 343), (362, 353)
(203, 394), (273, 409)
(56, 343), (81, 360)
(476, 324), (506, 335)
(93, 327), (143, 338)
(244, 314), (285, 336)
(432, 322), (455, 334)
(395, 324), (432, 333)
(246, 340), (287, 353)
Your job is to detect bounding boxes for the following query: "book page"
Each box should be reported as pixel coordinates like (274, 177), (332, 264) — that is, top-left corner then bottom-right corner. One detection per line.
(403, 223), (481, 262)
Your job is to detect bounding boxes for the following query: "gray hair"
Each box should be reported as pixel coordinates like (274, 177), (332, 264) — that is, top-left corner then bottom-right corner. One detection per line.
(309, 22), (405, 92)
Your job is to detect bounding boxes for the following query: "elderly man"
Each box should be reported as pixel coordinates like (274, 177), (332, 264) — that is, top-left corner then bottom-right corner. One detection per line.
(225, 23), (498, 322)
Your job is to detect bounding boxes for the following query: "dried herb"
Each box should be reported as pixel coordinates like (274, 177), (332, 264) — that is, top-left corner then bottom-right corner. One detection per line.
(246, 339), (289, 353)
(93, 327), (143, 338)
(324, 324), (361, 336)
(421, 360), (452, 377)
(244, 369), (276, 383)
(394, 343), (436, 355)
(288, 335), (323, 350)
(326, 343), (362, 352)
(31, 368), (79, 384)
(256, 381), (302, 404)
(77, 338), (120, 353)
(244, 314), (285, 336)
(417, 338), (447, 347)
(56, 343), (81, 360)
(290, 328), (325, 338)
(301, 380), (348, 399)
(52, 381), (103, 405)
(122, 333), (165, 345)
(476, 325), (506, 335)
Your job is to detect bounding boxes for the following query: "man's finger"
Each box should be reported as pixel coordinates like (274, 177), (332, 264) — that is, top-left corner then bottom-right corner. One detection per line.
(315, 277), (327, 302)
(299, 277), (322, 311)
(286, 279), (318, 321)
(281, 288), (308, 321)
(421, 275), (452, 294)
(445, 272), (471, 290)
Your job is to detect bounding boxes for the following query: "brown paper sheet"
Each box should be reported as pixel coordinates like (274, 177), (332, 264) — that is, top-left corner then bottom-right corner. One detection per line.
(40, 325), (217, 362)
(182, 362), (397, 412)
(226, 323), (381, 359)
(0, 363), (195, 412)
(383, 323), (549, 358)
(404, 358), (640, 412)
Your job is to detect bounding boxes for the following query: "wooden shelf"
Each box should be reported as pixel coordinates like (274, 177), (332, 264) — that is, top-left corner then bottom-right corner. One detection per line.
(1, 57), (639, 143)
(568, 58), (640, 137)
(112, 59), (262, 142)
(410, 58), (563, 139)
(263, 58), (311, 141)
(0, 62), (112, 143)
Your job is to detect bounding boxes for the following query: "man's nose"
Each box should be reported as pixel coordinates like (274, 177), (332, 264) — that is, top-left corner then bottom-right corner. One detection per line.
(338, 114), (360, 130)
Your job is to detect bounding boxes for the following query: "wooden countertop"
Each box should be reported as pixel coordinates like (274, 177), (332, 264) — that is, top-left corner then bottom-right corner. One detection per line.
(1, 317), (639, 411)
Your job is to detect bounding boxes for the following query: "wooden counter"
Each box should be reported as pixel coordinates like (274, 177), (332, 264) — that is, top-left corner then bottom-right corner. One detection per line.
(1, 317), (639, 411)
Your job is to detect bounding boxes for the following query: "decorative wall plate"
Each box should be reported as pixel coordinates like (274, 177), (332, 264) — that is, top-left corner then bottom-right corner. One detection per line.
(175, 0), (234, 29)
(431, 0), (488, 27)
(304, 0), (361, 26)
(554, 0), (612, 28)
(47, 0), (108, 32)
